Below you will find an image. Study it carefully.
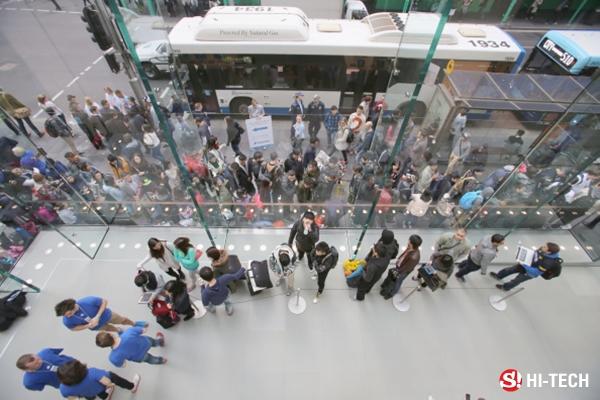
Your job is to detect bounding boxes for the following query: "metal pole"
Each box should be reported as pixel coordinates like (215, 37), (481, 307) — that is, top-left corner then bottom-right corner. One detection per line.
(295, 288), (301, 306)
(568, 0), (589, 25)
(105, 0), (216, 246)
(501, 0), (518, 24)
(146, 0), (157, 15)
(352, 0), (453, 259)
(402, 0), (411, 13)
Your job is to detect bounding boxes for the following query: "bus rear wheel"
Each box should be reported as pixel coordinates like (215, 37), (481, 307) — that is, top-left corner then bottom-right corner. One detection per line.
(230, 97), (251, 116)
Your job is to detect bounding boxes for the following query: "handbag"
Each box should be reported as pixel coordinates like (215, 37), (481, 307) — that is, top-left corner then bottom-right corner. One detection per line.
(195, 249), (203, 260)
(14, 107), (31, 119)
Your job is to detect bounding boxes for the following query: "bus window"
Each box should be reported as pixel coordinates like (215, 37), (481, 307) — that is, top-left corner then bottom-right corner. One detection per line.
(390, 59), (425, 84)
(522, 48), (571, 76)
(219, 56), (261, 89)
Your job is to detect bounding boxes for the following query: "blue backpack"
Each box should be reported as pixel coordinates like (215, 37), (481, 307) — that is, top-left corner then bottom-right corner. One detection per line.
(459, 190), (482, 210)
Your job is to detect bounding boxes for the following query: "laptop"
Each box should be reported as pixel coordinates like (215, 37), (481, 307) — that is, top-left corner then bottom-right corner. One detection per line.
(516, 246), (535, 266)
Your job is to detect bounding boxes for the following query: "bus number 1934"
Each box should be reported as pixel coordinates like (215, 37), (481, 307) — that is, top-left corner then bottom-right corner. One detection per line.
(468, 40), (510, 48)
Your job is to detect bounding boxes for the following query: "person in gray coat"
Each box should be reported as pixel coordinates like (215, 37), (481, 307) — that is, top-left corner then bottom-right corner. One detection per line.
(431, 228), (470, 262)
(455, 233), (504, 282)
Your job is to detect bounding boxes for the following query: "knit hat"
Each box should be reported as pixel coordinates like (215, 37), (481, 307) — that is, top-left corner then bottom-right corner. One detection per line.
(381, 229), (395, 245)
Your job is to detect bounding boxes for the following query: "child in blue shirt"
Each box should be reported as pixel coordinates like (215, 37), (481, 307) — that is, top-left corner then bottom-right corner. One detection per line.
(95, 327), (166, 367)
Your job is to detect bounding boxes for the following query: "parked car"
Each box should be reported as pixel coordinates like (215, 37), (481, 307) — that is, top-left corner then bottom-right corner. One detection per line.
(136, 39), (170, 79)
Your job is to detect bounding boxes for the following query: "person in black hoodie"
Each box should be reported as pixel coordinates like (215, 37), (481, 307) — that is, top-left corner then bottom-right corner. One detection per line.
(355, 242), (389, 301)
(288, 211), (320, 269)
(310, 241), (339, 303)
(378, 229), (399, 260)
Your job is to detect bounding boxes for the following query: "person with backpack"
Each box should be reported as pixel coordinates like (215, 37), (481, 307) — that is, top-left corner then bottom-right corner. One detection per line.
(95, 327), (166, 366)
(138, 238), (186, 281)
(269, 243), (297, 296)
(455, 234), (505, 282)
(310, 241), (339, 303)
(44, 107), (80, 154)
(17, 348), (75, 393)
(224, 116), (244, 156)
(380, 235), (422, 299)
(288, 211), (320, 270)
(491, 242), (562, 291)
(199, 266), (246, 316)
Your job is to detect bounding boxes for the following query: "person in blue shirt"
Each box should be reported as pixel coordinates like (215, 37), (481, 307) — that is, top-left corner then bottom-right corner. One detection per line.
(95, 327), (166, 367)
(491, 242), (563, 291)
(199, 266), (246, 316)
(17, 348), (74, 392)
(54, 296), (144, 333)
(57, 359), (140, 400)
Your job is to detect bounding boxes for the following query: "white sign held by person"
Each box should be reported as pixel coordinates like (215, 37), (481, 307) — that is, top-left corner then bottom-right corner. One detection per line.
(245, 116), (274, 149)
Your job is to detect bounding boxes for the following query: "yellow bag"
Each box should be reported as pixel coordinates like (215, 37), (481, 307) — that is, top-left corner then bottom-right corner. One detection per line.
(343, 258), (366, 276)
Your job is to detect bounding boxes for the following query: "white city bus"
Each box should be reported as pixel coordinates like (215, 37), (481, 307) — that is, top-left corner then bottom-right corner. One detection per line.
(167, 6), (524, 116)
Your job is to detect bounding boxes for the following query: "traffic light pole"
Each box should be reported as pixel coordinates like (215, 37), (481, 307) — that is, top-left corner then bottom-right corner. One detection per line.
(92, 0), (147, 106)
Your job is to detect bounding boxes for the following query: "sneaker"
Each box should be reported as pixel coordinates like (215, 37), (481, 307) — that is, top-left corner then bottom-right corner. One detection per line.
(156, 332), (165, 347)
(313, 292), (320, 303)
(455, 274), (466, 283)
(489, 272), (500, 281)
(105, 385), (114, 400)
(225, 303), (234, 316)
(131, 373), (141, 393)
(311, 272), (317, 280)
(161, 357), (168, 365)
(496, 284), (508, 291)
(207, 307), (216, 314)
(286, 289), (292, 296)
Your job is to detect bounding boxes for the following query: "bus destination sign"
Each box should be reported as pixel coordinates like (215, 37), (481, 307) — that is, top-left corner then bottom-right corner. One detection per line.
(539, 38), (577, 70)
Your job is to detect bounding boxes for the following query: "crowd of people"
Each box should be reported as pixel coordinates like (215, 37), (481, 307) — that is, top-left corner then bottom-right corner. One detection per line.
(14, 217), (564, 398)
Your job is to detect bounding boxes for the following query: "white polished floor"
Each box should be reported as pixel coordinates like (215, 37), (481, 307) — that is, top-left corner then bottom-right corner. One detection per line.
(0, 227), (598, 400)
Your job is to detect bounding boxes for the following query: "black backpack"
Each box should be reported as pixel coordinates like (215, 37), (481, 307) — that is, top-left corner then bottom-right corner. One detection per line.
(540, 257), (563, 280)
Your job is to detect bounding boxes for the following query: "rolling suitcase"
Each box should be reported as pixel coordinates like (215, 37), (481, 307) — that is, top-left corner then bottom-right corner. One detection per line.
(246, 260), (273, 296)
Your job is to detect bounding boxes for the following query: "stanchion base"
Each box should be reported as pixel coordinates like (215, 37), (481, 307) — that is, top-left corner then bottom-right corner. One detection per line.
(192, 300), (207, 319)
(288, 296), (307, 314)
(392, 293), (411, 312)
(489, 295), (507, 312)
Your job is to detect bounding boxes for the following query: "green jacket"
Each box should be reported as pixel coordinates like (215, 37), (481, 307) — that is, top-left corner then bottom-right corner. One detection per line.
(174, 247), (199, 271)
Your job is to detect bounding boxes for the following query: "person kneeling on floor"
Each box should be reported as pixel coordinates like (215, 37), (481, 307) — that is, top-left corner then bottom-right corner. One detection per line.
(95, 326), (166, 367)
(491, 242), (562, 291)
(199, 266), (246, 316)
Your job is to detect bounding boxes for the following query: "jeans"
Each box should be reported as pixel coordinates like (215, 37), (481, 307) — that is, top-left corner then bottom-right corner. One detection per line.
(95, 372), (134, 399)
(308, 121), (321, 139)
(391, 271), (410, 296)
(455, 256), (481, 278)
(150, 145), (165, 163)
(142, 336), (164, 364)
(206, 291), (232, 313)
(316, 268), (330, 294)
(326, 129), (336, 147)
(496, 264), (534, 290)
(296, 246), (314, 269)
(2, 117), (21, 136)
(230, 140), (241, 156)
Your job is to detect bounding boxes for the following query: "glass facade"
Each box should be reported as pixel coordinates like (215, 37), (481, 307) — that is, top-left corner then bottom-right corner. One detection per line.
(0, 0), (598, 282)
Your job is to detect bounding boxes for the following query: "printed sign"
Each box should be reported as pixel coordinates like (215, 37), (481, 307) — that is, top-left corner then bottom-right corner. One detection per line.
(539, 38), (577, 70)
(245, 116), (274, 149)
